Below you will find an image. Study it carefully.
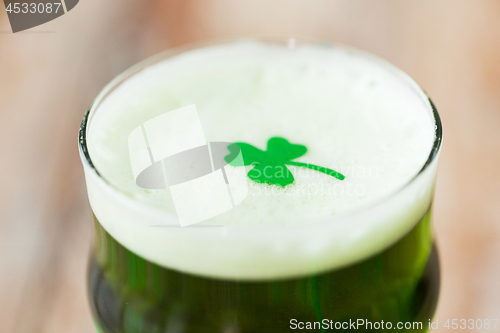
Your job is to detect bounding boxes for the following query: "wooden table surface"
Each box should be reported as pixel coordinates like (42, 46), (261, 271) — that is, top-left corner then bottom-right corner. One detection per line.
(1, 1), (499, 332)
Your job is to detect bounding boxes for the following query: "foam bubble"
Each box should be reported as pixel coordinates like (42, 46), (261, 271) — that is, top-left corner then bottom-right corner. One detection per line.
(82, 40), (438, 280)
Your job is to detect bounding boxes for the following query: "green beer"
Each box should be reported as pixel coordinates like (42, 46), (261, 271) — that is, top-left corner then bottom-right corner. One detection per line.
(79, 39), (442, 332)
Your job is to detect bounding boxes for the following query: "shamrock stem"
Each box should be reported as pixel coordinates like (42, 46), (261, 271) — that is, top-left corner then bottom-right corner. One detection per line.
(286, 161), (345, 180)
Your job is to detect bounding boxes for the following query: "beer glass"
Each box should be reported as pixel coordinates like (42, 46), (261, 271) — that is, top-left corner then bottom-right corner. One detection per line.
(79, 38), (442, 332)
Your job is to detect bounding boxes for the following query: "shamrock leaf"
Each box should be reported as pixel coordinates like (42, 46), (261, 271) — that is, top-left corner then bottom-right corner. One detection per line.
(225, 137), (344, 187)
(248, 163), (294, 187)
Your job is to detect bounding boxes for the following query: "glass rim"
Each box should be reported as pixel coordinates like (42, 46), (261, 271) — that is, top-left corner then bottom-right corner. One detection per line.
(78, 36), (443, 225)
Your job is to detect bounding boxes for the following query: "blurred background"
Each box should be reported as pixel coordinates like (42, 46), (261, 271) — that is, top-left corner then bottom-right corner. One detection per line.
(1, 0), (499, 332)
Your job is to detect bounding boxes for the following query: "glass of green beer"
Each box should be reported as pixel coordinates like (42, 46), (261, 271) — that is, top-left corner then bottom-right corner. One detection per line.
(79, 38), (442, 333)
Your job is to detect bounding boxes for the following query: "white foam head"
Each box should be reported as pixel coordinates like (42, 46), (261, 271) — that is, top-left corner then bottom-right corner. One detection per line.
(81, 39), (440, 280)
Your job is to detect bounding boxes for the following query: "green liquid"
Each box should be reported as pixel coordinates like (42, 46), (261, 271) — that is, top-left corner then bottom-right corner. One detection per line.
(88, 206), (438, 333)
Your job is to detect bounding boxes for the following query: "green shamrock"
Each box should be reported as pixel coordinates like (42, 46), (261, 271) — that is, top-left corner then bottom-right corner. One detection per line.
(225, 137), (345, 187)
